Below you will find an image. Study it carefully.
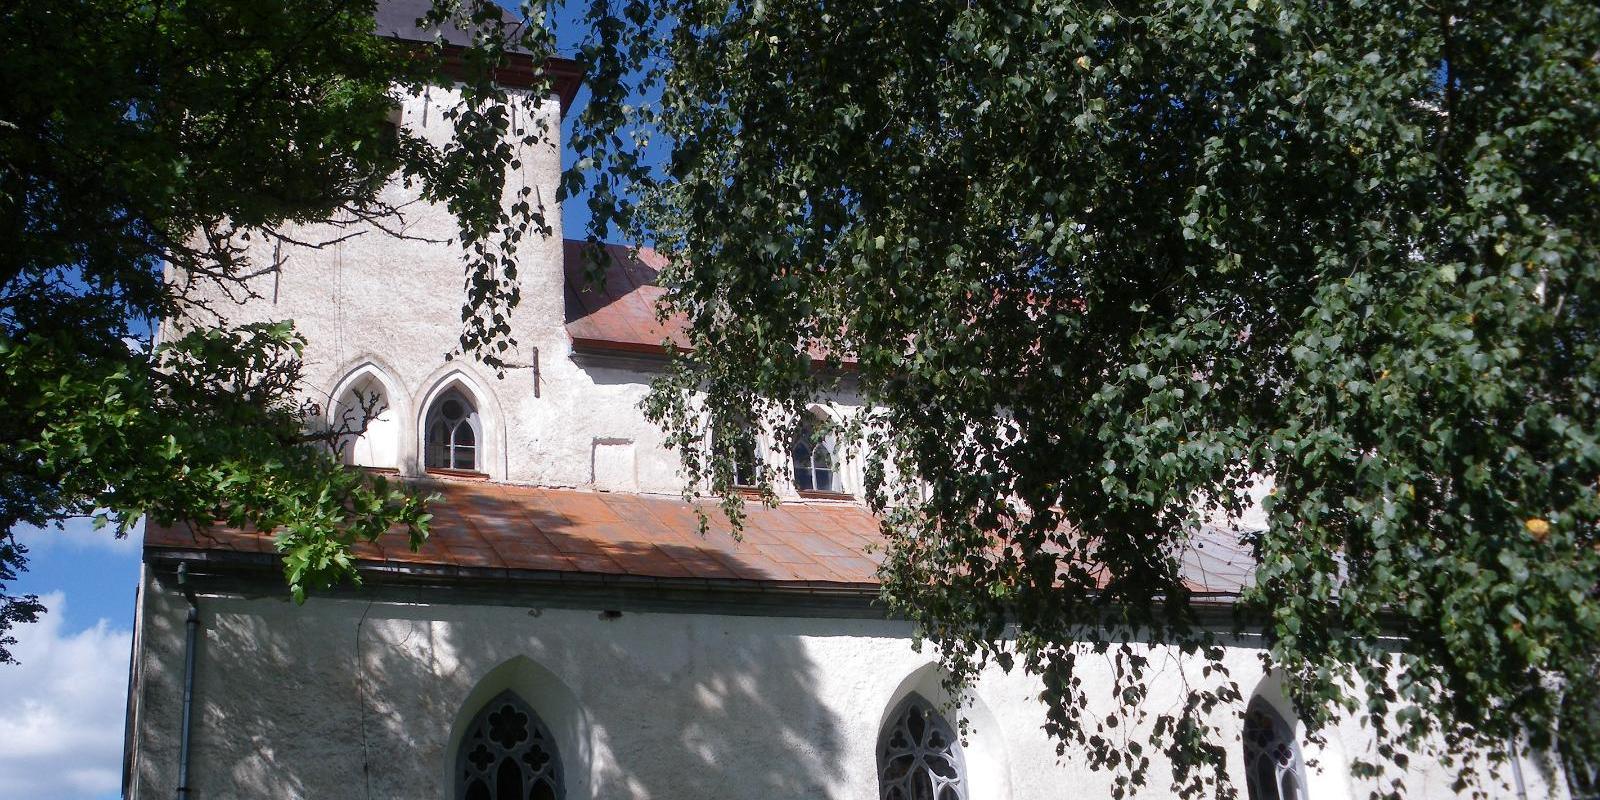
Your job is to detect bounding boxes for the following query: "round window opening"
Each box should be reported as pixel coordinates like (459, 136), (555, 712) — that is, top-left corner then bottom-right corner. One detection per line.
(442, 398), (464, 420)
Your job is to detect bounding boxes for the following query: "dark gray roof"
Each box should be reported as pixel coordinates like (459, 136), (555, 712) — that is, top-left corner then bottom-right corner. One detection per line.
(374, 0), (530, 50)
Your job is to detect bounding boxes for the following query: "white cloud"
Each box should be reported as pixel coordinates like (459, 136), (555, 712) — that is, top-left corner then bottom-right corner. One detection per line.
(0, 592), (132, 800)
(14, 515), (144, 555)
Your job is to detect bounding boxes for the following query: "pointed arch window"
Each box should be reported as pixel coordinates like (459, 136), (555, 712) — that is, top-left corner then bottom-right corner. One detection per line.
(456, 691), (563, 800)
(792, 416), (838, 493)
(426, 389), (480, 471)
(878, 695), (966, 800)
(331, 373), (398, 469)
(724, 420), (762, 488)
(1242, 699), (1307, 800)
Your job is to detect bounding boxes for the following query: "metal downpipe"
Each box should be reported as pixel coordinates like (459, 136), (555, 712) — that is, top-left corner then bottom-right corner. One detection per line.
(175, 564), (199, 800)
(1509, 735), (1530, 800)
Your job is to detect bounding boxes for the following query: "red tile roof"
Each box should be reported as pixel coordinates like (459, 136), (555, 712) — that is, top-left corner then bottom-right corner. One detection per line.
(146, 478), (886, 588)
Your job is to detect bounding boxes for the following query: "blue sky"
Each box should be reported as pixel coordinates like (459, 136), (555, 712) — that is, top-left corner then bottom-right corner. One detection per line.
(12, 518), (144, 629)
(0, 5), (657, 798)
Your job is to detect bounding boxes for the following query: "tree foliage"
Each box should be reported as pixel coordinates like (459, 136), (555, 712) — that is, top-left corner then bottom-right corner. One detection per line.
(5, 0), (1598, 794)
(0, 0), (557, 649)
(562, 0), (1600, 795)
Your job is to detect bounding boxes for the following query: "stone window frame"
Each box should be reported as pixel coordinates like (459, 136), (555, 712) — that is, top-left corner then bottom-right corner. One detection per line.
(456, 690), (564, 800)
(414, 367), (502, 480)
(1568, 757), (1600, 800)
(720, 417), (765, 489)
(878, 693), (968, 800)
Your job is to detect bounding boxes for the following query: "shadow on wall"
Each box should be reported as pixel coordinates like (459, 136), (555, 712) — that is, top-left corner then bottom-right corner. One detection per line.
(135, 586), (323, 800)
(149, 498), (852, 799)
(134, 589), (322, 799)
(414, 613), (852, 799)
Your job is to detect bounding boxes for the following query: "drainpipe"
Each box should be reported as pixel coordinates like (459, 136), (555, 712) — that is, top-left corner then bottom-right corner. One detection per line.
(1509, 734), (1530, 800)
(175, 563), (199, 800)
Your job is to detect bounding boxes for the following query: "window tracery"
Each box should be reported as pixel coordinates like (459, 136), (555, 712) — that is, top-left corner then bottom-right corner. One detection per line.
(1242, 699), (1307, 800)
(456, 691), (562, 800)
(792, 417), (838, 493)
(426, 388), (480, 471)
(879, 694), (967, 800)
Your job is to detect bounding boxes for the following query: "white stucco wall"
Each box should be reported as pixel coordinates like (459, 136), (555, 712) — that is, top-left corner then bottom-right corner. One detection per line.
(125, 569), (1562, 800)
(163, 79), (866, 500)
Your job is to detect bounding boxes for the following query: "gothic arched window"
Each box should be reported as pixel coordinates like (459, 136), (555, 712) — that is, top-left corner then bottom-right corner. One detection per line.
(456, 691), (563, 800)
(878, 694), (967, 800)
(331, 373), (398, 469)
(1243, 699), (1307, 800)
(426, 389), (480, 471)
(713, 419), (762, 488)
(792, 416), (838, 493)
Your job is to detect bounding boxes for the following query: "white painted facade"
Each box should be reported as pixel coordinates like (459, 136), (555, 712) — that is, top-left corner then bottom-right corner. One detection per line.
(162, 80), (863, 499)
(127, 69), (1565, 800)
(124, 569), (1562, 800)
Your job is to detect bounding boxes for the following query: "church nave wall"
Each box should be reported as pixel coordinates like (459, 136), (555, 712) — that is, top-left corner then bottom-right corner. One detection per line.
(125, 570), (1560, 800)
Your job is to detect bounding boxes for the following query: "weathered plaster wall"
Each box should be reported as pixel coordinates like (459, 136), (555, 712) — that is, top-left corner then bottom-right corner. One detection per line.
(127, 570), (1563, 800)
(170, 81), (599, 488)
(167, 81), (867, 500)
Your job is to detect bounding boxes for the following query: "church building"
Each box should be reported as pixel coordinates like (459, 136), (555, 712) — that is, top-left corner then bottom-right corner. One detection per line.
(119, 4), (1565, 799)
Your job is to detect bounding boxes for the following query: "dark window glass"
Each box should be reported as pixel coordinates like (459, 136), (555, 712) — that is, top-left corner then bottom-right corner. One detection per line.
(426, 389), (481, 471)
(455, 692), (562, 800)
(717, 421), (762, 487)
(1242, 700), (1307, 800)
(878, 695), (965, 800)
